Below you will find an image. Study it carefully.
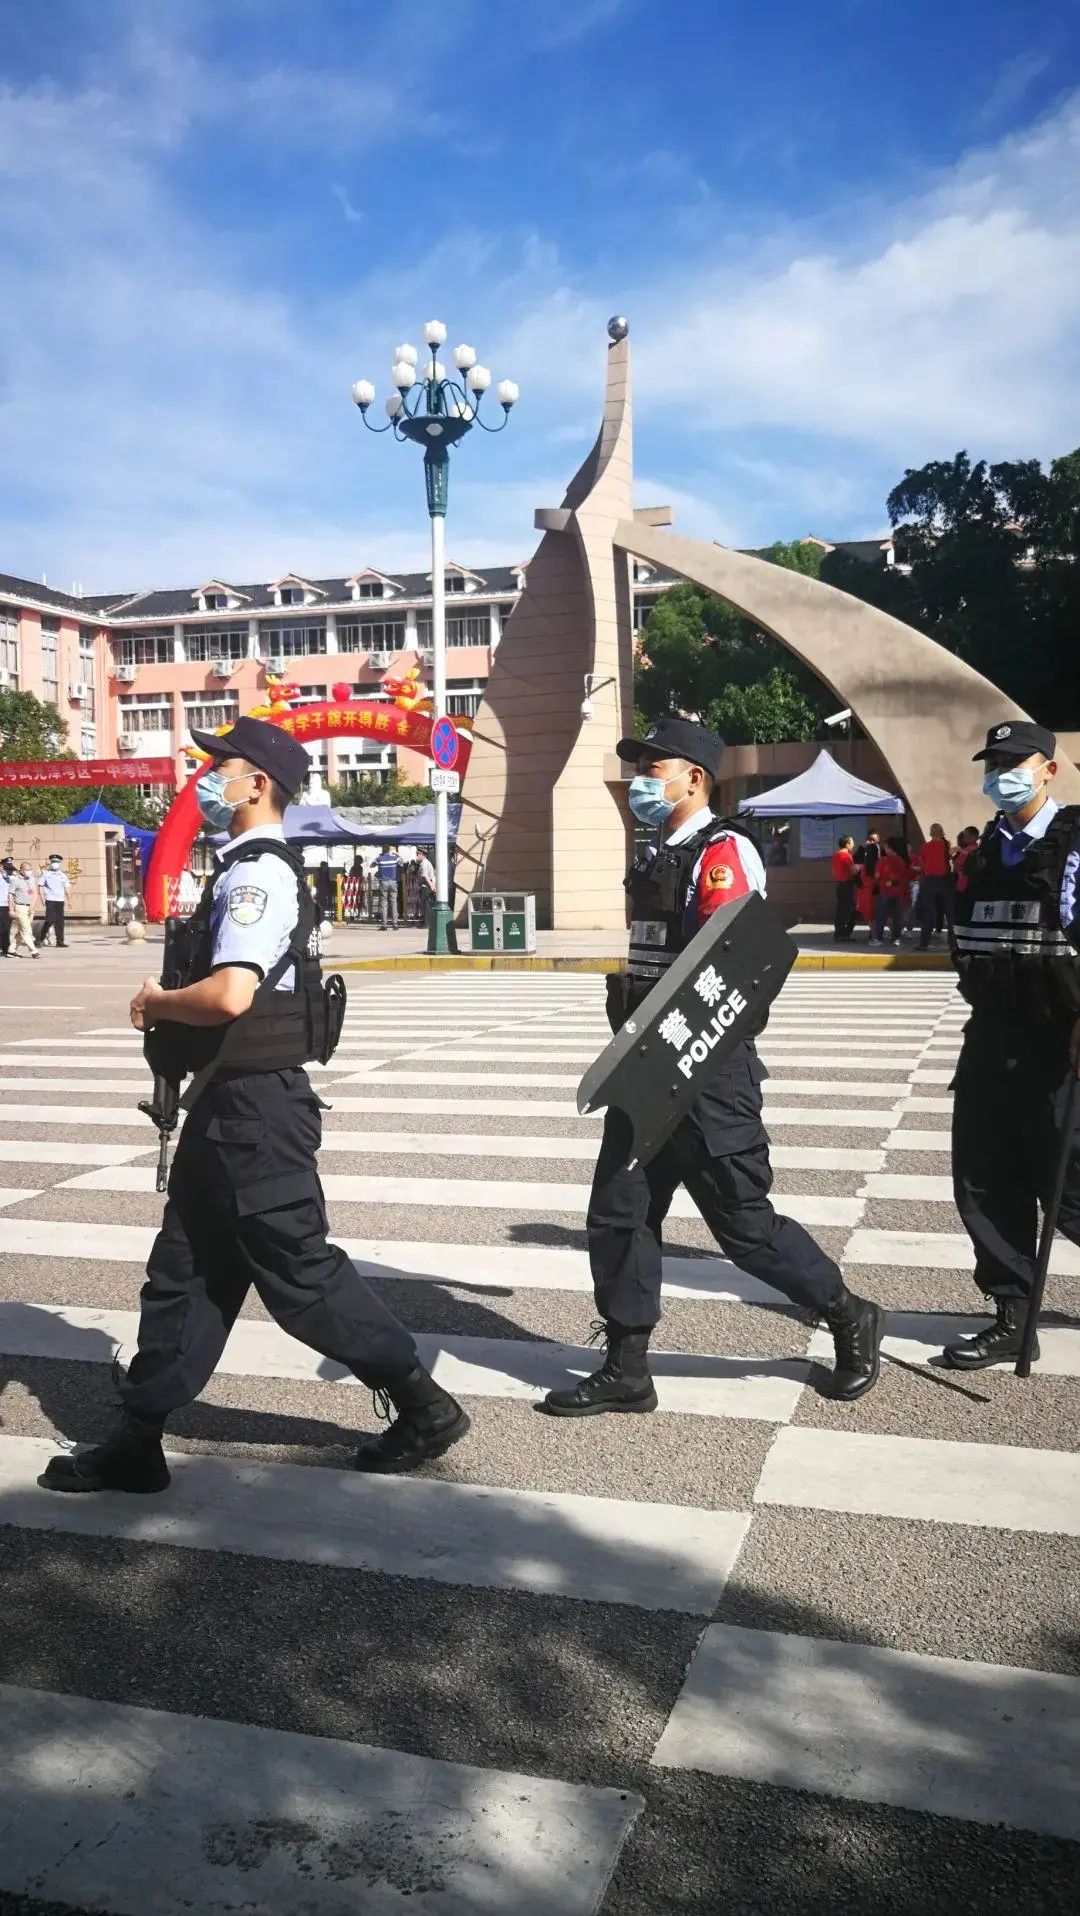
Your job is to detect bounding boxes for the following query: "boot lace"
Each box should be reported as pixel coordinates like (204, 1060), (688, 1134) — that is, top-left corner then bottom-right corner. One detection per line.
(372, 1386), (393, 1424)
(585, 1319), (609, 1349)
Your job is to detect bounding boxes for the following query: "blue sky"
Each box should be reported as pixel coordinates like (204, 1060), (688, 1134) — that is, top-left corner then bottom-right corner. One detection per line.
(1, 0), (1078, 592)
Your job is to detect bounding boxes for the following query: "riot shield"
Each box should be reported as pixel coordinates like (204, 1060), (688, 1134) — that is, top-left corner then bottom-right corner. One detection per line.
(578, 891), (797, 1168)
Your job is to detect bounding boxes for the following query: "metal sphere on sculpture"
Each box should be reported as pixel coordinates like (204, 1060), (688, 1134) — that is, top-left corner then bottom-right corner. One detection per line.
(607, 315), (629, 342)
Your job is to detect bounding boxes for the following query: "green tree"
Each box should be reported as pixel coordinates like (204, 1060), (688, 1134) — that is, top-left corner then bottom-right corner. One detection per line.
(0, 687), (167, 828)
(635, 579), (829, 745)
(819, 448), (1080, 725)
(329, 773), (431, 808)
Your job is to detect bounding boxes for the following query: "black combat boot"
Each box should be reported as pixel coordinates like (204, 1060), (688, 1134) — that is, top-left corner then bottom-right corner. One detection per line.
(39, 1410), (170, 1494)
(542, 1320), (658, 1416)
(354, 1366), (470, 1473)
(943, 1297), (1036, 1370)
(821, 1288), (884, 1400)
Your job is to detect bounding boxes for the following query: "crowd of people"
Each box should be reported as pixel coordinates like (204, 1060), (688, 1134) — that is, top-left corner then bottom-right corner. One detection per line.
(831, 823), (980, 948)
(0, 853), (72, 958)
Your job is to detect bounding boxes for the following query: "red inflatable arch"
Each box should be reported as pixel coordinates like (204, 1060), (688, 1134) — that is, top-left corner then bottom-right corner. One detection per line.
(144, 697), (472, 922)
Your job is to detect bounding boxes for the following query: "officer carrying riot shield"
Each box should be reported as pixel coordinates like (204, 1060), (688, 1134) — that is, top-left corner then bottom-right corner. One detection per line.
(542, 716), (884, 1416)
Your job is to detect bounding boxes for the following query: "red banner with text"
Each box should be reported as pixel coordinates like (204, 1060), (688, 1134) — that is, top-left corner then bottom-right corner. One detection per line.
(0, 757), (176, 789)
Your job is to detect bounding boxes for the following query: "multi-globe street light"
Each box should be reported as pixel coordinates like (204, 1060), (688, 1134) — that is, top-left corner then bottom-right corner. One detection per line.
(351, 321), (518, 953)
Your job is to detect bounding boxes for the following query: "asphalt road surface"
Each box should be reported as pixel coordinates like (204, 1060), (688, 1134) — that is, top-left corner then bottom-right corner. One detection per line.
(0, 951), (1078, 1915)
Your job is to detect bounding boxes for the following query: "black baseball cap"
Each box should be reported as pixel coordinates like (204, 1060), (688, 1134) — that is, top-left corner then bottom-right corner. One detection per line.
(972, 719), (1056, 762)
(190, 715), (311, 798)
(616, 715), (726, 777)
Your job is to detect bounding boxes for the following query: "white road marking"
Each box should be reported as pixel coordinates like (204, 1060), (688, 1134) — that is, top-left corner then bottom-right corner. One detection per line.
(756, 1425), (1080, 1532)
(0, 1140), (152, 1166)
(0, 1303), (811, 1421)
(0, 1434), (749, 1614)
(55, 1164), (864, 1226)
(843, 1227), (1080, 1274)
(0, 1682), (642, 1915)
(649, 1623), (1080, 1842)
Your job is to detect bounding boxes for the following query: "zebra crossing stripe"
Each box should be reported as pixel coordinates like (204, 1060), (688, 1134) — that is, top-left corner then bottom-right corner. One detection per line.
(649, 1624), (1080, 1842)
(0, 1304), (811, 1422)
(0, 1682), (642, 1915)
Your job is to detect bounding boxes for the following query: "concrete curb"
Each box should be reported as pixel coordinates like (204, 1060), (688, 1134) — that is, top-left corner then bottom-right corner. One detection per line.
(333, 951), (954, 974)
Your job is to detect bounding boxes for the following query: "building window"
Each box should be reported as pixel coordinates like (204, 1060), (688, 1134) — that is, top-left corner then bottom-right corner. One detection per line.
(448, 614), (490, 646)
(183, 625), (249, 663)
(355, 580), (383, 598)
(117, 693), (173, 735)
(260, 621), (327, 659)
(444, 574), (466, 594)
(203, 592), (228, 611)
(41, 617), (59, 706)
(118, 629), (173, 666)
(446, 679), (484, 718)
(0, 603), (20, 687)
(78, 626), (96, 718)
(634, 596), (653, 630)
(81, 726), (96, 757)
(337, 620), (405, 654)
(183, 693), (240, 732)
(278, 587), (303, 606)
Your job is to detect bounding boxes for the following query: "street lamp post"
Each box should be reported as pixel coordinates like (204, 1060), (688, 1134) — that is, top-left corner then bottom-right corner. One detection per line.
(351, 321), (518, 954)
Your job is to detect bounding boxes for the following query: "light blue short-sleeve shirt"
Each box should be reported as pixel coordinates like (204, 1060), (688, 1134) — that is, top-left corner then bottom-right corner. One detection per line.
(209, 825), (300, 989)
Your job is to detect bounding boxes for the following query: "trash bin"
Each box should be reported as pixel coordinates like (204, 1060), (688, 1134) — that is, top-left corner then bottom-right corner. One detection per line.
(468, 892), (536, 954)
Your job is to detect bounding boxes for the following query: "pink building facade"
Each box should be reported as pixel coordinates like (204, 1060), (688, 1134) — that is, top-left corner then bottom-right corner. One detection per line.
(1, 562), (671, 793)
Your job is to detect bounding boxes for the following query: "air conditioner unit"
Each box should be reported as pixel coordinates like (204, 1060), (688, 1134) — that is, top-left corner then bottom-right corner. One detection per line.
(68, 680), (90, 702)
(368, 650), (391, 669)
(115, 663), (138, 684)
(264, 657), (286, 676)
(118, 732), (139, 753)
(211, 658), (235, 679)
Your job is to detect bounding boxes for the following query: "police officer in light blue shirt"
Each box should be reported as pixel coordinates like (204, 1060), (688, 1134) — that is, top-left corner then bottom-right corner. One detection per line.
(42, 716), (469, 1495)
(36, 854), (71, 947)
(947, 719), (1080, 1368)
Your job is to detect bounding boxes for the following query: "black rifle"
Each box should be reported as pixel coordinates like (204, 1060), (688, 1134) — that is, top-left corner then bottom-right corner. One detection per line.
(138, 916), (192, 1194)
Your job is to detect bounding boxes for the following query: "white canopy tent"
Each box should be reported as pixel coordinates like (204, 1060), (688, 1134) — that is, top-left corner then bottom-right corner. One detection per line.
(736, 748), (904, 818)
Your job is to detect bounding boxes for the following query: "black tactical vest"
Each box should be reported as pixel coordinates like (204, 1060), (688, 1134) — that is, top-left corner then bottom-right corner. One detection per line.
(953, 804), (1080, 1024)
(150, 839), (342, 1079)
(624, 814), (759, 1003)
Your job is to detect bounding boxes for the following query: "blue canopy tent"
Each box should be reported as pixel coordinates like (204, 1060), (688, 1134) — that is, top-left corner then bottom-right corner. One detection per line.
(207, 804), (365, 849)
(736, 748), (904, 818)
(59, 798), (157, 863)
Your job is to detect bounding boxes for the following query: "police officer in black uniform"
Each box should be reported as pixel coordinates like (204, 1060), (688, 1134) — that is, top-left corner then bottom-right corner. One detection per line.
(42, 717), (469, 1491)
(945, 718), (1080, 1367)
(543, 716), (883, 1414)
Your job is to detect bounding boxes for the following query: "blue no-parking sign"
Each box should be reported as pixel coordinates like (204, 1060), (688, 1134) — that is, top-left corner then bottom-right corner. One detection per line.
(431, 717), (460, 770)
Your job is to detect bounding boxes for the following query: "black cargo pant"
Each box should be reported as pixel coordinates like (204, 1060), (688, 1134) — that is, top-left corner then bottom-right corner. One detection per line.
(0, 906), (9, 956)
(952, 1016), (1080, 1300)
(833, 879), (857, 940)
(120, 1067), (418, 1422)
(588, 1041), (845, 1327)
(37, 900), (66, 946)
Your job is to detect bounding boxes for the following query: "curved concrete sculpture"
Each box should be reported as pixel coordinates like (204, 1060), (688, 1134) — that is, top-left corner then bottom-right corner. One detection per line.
(457, 325), (1079, 930)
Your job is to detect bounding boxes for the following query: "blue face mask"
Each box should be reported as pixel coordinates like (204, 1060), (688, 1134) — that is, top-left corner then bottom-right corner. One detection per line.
(628, 773), (680, 826)
(195, 768), (251, 832)
(982, 767), (1042, 815)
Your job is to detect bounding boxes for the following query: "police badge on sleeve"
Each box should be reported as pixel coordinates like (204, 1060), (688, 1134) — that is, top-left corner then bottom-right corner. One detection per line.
(227, 884), (269, 927)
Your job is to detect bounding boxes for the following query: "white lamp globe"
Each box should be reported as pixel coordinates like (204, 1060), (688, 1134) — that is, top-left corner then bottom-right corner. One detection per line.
(466, 363), (491, 393)
(392, 360), (416, 389)
(450, 400), (475, 421)
(351, 379), (375, 409)
(424, 319), (447, 345)
(394, 343), (419, 366)
(430, 359), (446, 381)
(496, 379), (519, 408)
(453, 343), (477, 371)
(385, 393), (403, 418)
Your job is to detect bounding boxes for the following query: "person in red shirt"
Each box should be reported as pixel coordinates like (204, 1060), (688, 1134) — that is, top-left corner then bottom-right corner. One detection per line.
(952, 824), (980, 896)
(831, 834), (857, 941)
(873, 837), (912, 943)
(915, 822), (954, 948)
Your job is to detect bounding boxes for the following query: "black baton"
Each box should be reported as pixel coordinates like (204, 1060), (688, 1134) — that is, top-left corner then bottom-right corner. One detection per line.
(1015, 1067), (1080, 1378)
